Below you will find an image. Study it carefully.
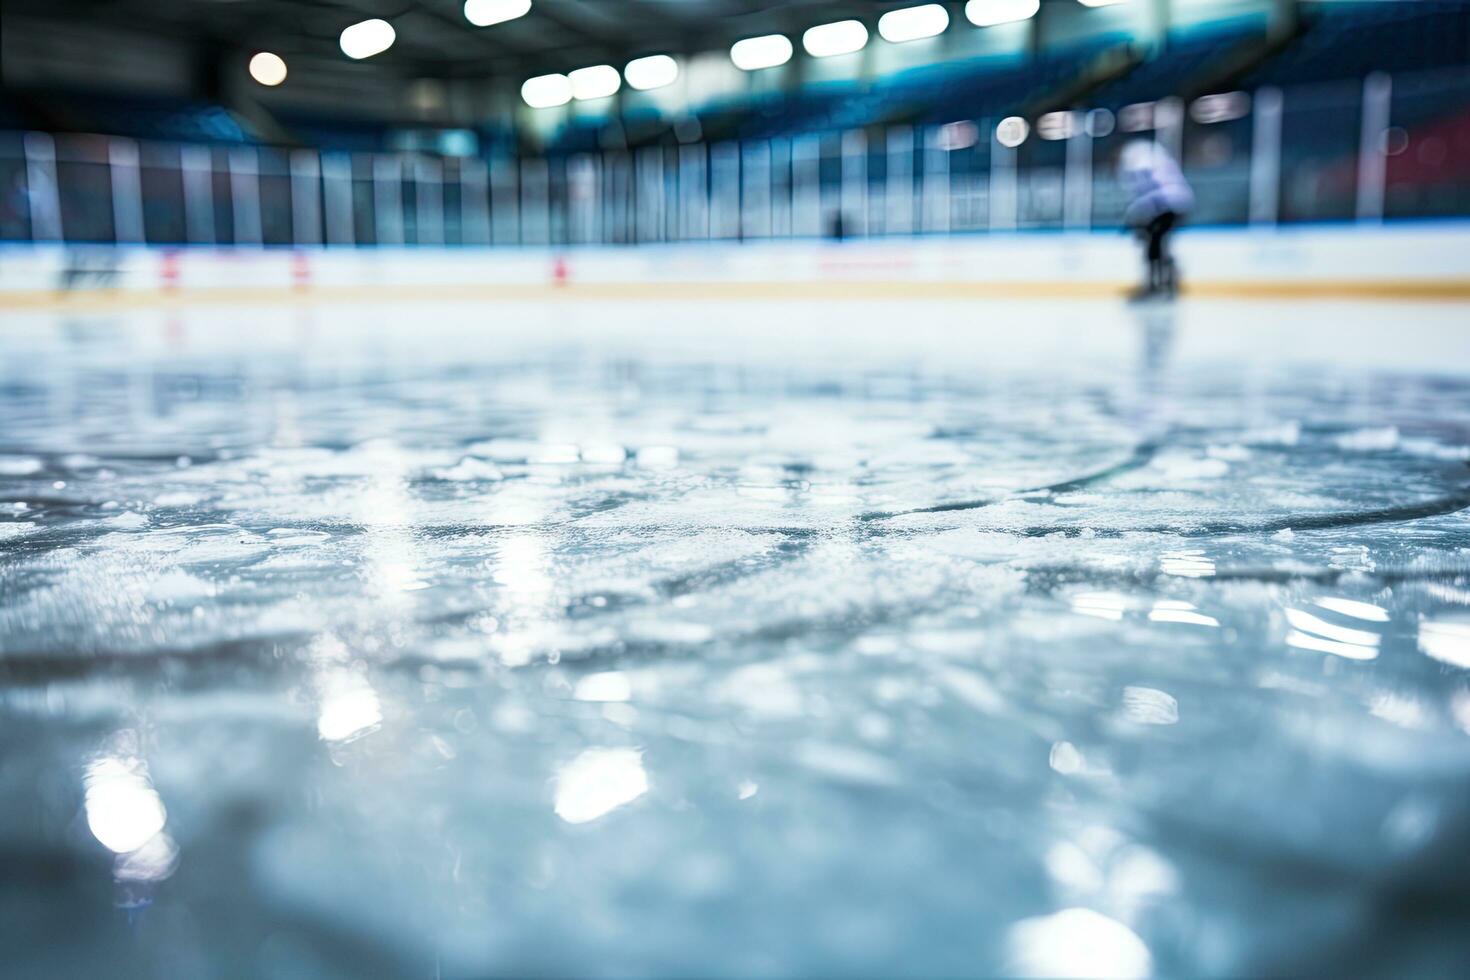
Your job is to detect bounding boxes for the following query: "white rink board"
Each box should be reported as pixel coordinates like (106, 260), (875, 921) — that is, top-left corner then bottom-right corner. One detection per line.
(1, 223), (1468, 295)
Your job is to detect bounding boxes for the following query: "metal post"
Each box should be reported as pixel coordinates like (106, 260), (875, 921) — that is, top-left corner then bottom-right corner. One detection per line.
(1356, 71), (1391, 222)
(227, 146), (263, 245)
(1155, 96), (1185, 162)
(1063, 117), (1092, 231)
(491, 156), (519, 246)
(415, 157), (445, 246)
(520, 156), (549, 245)
(792, 134), (821, 237)
(373, 155), (404, 245)
(321, 152), (355, 246)
(22, 132), (63, 242)
(636, 147), (662, 243)
(886, 126), (914, 235)
(841, 129), (867, 237)
(679, 143), (708, 240)
(602, 152), (626, 245)
(460, 157), (490, 246)
(290, 150), (323, 246)
(1248, 87), (1283, 226)
(921, 126), (951, 235)
(108, 139), (146, 244)
(565, 154), (590, 244)
(989, 127), (1018, 232)
(180, 144), (215, 244)
(770, 137), (792, 239)
(743, 140), (773, 240)
(710, 142), (740, 240)
(665, 147), (680, 244)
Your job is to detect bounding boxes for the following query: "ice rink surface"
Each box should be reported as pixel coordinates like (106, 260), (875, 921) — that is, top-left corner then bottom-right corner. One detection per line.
(2, 295), (1470, 978)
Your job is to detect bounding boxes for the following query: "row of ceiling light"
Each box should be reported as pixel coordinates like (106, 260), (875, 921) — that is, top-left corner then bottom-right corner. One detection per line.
(517, 1), (1133, 109)
(250, 0), (1129, 96)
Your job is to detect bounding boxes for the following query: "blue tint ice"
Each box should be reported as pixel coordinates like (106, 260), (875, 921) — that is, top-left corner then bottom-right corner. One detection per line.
(2, 298), (1469, 977)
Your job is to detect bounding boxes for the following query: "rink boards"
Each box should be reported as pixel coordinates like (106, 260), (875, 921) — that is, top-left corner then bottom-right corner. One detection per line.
(1, 221), (1468, 306)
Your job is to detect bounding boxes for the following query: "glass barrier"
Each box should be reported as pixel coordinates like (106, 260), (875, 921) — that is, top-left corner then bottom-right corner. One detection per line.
(0, 67), (1465, 247)
(1387, 67), (1470, 220)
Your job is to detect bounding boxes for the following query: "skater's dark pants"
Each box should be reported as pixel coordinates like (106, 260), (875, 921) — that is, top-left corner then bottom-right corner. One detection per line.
(1144, 210), (1177, 262)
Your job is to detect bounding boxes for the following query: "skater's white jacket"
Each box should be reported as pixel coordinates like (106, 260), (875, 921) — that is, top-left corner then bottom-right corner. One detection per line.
(1119, 141), (1195, 227)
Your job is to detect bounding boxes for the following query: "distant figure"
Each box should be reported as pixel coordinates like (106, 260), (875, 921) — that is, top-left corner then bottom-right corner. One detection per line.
(1118, 140), (1193, 300)
(827, 208), (848, 241)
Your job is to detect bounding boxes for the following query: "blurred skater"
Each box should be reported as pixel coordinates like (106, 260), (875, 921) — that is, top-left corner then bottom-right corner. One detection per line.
(1118, 140), (1193, 300)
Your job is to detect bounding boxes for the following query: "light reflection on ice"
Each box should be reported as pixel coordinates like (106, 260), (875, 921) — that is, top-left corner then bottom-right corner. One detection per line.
(351, 443), (430, 595)
(1046, 829), (1179, 918)
(1285, 631), (1379, 661)
(309, 635), (384, 743)
(1418, 619), (1470, 669)
(112, 831), (180, 884)
(491, 532), (562, 666)
(1147, 600), (1219, 628)
(493, 534), (553, 596)
(1159, 550), (1214, 577)
(1006, 907), (1152, 979)
(1287, 609), (1379, 647)
(1368, 693), (1431, 730)
(1313, 597), (1390, 623)
(1072, 592), (1130, 621)
(635, 445), (680, 469)
(316, 670), (384, 743)
(1050, 741), (1086, 775)
(554, 748), (649, 824)
(84, 755), (168, 855)
(1120, 686), (1179, 725)
(573, 671), (632, 702)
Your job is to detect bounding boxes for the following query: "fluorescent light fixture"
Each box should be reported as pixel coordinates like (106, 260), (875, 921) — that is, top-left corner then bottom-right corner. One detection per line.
(464, 0), (531, 27)
(624, 54), (679, 91)
(1190, 91), (1251, 124)
(340, 19), (396, 60)
(965, 0), (1040, 27)
(995, 115), (1029, 148)
(803, 20), (869, 58)
(522, 72), (572, 108)
(937, 120), (980, 150)
(730, 34), (793, 71)
(248, 51), (287, 86)
(1119, 101), (1155, 132)
(879, 4), (950, 43)
(569, 64), (620, 100)
(1037, 110), (1078, 140)
(1077, 0), (1130, 7)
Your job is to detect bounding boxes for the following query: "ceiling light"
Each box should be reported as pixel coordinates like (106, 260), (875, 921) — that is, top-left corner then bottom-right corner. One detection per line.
(248, 51), (287, 87)
(624, 54), (679, 91)
(522, 73), (572, 108)
(1077, 0), (1130, 7)
(464, 0), (531, 27)
(339, 19), (396, 60)
(803, 20), (869, 58)
(569, 64), (620, 100)
(996, 116), (1030, 148)
(965, 0), (1040, 27)
(730, 34), (793, 71)
(879, 5), (950, 43)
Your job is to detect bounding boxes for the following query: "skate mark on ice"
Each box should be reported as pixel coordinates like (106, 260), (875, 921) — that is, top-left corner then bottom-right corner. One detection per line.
(855, 439), (1167, 523)
(1024, 562), (1470, 589)
(993, 483), (1470, 538)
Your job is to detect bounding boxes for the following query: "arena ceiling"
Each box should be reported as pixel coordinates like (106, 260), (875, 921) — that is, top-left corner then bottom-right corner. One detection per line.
(3, 0), (936, 80)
